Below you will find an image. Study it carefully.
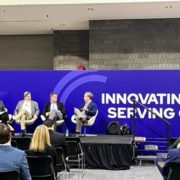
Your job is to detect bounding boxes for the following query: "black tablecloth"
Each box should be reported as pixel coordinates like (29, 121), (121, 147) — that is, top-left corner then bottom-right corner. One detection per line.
(82, 144), (133, 170)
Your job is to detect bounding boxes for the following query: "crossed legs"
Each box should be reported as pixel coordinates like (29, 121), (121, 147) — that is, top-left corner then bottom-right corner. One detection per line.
(49, 110), (63, 121)
(15, 109), (32, 131)
(74, 108), (87, 133)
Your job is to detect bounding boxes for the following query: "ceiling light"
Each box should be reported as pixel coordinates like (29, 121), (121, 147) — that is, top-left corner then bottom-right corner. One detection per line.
(87, 8), (94, 11)
(165, 6), (172, 8)
(0, 10), (5, 12)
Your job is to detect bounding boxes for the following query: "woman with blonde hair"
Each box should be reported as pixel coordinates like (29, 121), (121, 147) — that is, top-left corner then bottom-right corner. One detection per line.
(27, 125), (57, 167)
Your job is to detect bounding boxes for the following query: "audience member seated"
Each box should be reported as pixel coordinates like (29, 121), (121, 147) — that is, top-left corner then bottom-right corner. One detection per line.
(0, 123), (31, 180)
(26, 125), (57, 169)
(14, 91), (39, 137)
(0, 100), (15, 135)
(42, 92), (66, 122)
(74, 92), (97, 135)
(43, 119), (67, 157)
(155, 143), (180, 180)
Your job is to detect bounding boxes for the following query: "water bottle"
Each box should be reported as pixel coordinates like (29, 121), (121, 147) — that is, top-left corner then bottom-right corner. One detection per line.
(66, 129), (69, 137)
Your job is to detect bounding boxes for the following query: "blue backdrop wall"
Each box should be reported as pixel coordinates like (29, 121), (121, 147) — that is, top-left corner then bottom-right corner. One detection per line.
(0, 70), (179, 138)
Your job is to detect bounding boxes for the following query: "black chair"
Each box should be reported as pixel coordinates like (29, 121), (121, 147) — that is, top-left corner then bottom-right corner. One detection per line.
(66, 137), (85, 175)
(167, 161), (180, 180)
(55, 147), (69, 180)
(66, 141), (85, 180)
(12, 137), (31, 150)
(0, 170), (21, 180)
(27, 155), (56, 180)
(11, 140), (18, 148)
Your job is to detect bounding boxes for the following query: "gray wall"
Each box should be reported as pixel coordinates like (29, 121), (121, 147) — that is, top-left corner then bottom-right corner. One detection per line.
(1, 19), (180, 70)
(89, 19), (180, 69)
(0, 35), (53, 70)
(54, 30), (89, 70)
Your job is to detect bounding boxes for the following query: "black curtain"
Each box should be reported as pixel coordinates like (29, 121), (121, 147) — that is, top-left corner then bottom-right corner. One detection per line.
(82, 144), (133, 170)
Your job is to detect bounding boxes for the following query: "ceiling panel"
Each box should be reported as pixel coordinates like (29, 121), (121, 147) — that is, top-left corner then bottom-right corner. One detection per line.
(0, 2), (179, 35)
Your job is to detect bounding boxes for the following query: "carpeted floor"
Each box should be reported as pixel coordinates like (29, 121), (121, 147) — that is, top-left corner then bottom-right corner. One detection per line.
(58, 165), (162, 180)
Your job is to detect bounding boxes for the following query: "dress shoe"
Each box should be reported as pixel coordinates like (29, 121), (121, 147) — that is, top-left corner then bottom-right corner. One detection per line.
(82, 119), (88, 123)
(21, 130), (26, 137)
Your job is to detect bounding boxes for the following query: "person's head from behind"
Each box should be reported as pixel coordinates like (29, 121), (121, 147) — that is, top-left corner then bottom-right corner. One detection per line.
(43, 119), (55, 130)
(84, 92), (93, 103)
(0, 123), (11, 144)
(50, 92), (57, 103)
(30, 125), (51, 152)
(24, 91), (31, 101)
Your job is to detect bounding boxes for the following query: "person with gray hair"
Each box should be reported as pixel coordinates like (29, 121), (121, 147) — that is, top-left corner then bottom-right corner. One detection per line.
(14, 91), (39, 137)
(74, 92), (97, 135)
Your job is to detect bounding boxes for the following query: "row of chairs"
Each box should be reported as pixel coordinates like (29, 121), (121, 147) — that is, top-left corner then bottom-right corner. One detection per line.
(9, 136), (85, 180)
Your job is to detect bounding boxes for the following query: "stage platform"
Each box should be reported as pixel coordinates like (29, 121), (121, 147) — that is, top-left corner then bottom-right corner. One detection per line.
(80, 135), (134, 170)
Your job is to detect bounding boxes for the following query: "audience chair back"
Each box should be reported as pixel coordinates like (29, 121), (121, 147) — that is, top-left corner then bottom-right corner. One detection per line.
(0, 170), (21, 180)
(55, 147), (66, 172)
(65, 137), (82, 154)
(168, 161), (180, 180)
(12, 137), (31, 150)
(27, 156), (55, 180)
(66, 141), (79, 157)
(11, 140), (18, 148)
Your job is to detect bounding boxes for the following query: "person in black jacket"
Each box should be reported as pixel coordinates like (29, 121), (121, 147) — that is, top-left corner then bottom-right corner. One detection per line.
(42, 92), (66, 122)
(0, 100), (15, 134)
(27, 125), (57, 169)
(43, 119), (67, 157)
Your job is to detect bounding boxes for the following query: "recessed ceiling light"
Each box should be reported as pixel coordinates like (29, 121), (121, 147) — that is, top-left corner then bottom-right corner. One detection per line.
(87, 8), (94, 11)
(0, 10), (5, 12)
(165, 6), (172, 8)
(60, 24), (65, 26)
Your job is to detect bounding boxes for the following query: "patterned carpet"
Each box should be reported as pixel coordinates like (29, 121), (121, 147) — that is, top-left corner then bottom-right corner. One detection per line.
(58, 165), (162, 180)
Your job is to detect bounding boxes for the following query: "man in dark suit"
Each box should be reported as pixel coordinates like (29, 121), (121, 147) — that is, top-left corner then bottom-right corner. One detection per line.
(0, 123), (31, 180)
(155, 144), (180, 180)
(43, 119), (67, 157)
(42, 92), (66, 122)
(74, 92), (97, 135)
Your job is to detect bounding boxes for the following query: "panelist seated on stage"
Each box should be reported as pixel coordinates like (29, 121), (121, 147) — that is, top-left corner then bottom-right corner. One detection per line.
(155, 143), (180, 180)
(74, 92), (97, 135)
(14, 91), (39, 137)
(42, 92), (66, 122)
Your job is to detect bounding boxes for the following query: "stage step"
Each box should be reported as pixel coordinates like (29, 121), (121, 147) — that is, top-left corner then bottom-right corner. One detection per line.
(145, 145), (158, 151)
(135, 137), (169, 156)
(135, 155), (157, 166)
